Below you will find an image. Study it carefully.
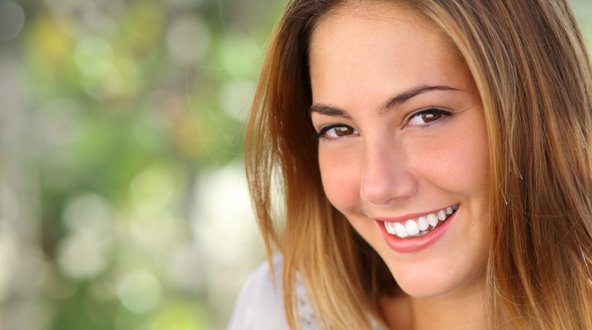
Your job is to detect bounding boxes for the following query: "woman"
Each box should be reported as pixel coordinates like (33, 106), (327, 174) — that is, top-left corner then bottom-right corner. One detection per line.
(230, 0), (592, 329)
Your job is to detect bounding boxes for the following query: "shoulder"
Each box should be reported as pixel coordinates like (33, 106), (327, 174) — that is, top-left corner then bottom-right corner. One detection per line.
(228, 255), (382, 330)
(227, 255), (289, 330)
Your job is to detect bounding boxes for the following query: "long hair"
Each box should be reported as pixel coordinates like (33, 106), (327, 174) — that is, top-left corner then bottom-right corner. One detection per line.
(244, 0), (592, 329)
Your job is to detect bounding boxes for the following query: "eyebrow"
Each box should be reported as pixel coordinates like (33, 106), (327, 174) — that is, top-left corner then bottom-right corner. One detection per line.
(309, 85), (459, 117)
(308, 104), (353, 119)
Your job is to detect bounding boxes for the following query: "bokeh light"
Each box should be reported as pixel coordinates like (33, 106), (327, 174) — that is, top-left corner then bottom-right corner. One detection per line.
(0, 1), (25, 41)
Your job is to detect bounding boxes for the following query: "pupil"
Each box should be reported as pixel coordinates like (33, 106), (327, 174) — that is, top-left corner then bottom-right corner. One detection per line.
(336, 127), (352, 136)
(423, 112), (441, 122)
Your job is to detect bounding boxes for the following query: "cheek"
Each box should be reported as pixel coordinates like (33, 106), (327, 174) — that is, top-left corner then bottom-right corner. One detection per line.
(318, 147), (361, 212)
(432, 144), (488, 188)
(452, 132), (489, 190)
(413, 122), (490, 195)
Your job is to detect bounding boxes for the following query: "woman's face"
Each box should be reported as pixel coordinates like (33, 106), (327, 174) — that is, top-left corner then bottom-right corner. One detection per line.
(309, 3), (490, 298)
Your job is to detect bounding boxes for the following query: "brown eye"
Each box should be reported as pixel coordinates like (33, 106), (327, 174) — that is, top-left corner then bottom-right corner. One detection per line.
(317, 124), (358, 140)
(421, 112), (442, 123)
(334, 126), (354, 136)
(407, 108), (451, 127)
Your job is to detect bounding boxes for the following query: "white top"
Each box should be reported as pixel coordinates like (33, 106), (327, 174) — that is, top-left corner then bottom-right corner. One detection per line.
(228, 255), (383, 330)
(227, 256), (319, 330)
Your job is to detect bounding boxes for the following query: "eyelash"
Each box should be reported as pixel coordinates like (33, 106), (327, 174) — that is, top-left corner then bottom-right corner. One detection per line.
(315, 124), (358, 140)
(314, 107), (452, 141)
(407, 107), (452, 126)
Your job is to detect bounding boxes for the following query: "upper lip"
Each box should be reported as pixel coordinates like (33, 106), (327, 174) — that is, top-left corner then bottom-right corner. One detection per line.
(373, 205), (455, 223)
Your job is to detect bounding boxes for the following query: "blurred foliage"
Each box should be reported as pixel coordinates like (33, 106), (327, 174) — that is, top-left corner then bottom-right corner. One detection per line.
(0, 0), (285, 329)
(0, 0), (591, 330)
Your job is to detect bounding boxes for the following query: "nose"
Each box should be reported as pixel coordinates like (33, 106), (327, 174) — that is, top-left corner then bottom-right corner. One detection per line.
(360, 141), (418, 206)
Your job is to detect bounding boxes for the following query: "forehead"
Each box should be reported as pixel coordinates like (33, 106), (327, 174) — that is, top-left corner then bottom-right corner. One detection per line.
(310, 1), (453, 60)
(308, 2), (471, 105)
(318, 1), (427, 29)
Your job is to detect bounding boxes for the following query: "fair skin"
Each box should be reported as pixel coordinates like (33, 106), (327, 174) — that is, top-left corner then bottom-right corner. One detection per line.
(309, 3), (490, 330)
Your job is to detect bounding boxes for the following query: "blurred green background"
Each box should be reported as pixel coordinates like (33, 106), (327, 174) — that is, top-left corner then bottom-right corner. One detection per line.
(0, 0), (590, 329)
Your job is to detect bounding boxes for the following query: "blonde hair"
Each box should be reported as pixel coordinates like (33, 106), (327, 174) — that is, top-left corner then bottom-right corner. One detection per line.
(244, 0), (592, 329)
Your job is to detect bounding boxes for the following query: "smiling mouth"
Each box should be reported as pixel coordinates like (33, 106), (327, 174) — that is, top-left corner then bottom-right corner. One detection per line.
(383, 204), (459, 238)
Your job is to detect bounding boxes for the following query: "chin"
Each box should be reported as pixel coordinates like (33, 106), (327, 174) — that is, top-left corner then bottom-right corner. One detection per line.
(396, 276), (461, 298)
(383, 258), (485, 299)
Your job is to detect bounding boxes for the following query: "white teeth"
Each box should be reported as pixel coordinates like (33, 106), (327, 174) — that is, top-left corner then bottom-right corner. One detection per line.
(426, 213), (438, 226)
(394, 222), (408, 238)
(383, 205), (458, 238)
(417, 216), (428, 231)
(385, 222), (396, 235)
(427, 214), (438, 227)
(405, 220), (419, 236)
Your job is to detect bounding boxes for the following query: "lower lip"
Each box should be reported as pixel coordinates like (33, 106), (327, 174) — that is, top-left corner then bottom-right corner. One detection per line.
(376, 211), (458, 253)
